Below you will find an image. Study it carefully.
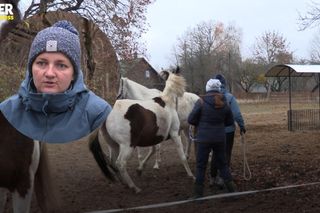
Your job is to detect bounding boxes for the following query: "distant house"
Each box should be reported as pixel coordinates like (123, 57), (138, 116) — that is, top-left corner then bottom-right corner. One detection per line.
(119, 57), (165, 90)
(251, 84), (267, 93)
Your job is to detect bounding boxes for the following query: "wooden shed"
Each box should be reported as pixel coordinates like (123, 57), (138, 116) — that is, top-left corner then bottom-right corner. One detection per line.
(119, 57), (165, 90)
(265, 64), (320, 131)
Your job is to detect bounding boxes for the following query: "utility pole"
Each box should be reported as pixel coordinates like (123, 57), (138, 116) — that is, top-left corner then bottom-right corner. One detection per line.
(228, 51), (233, 93)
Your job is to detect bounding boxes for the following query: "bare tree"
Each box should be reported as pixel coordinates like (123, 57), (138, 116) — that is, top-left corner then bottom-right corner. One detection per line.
(20, 0), (153, 59)
(173, 20), (242, 94)
(252, 30), (293, 92)
(0, 0), (21, 42)
(298, 1), (320, 30)
(252, 31), (292, 64)
(237, 58), (262, 93)
(309, 32), (320, 62)
(298, 2), (320, 93)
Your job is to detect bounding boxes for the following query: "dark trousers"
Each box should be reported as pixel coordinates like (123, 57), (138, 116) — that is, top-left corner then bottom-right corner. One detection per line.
(195, 142), (232, 185)
(211, 131), (234, 177)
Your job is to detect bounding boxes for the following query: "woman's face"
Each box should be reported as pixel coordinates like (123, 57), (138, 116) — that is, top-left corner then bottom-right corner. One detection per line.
(32, 52), (74, 93)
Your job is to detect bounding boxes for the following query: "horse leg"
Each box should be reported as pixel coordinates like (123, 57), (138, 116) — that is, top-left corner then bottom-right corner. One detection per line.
(12, 140), (40, 213)
(34, 142), (60, 212)
(12, 188), (33, 213)
(0, 188), (7, 212)
(182, 127), (191, 159)
(136, 147), (143, 167)
(172, 135), (195, 179)
(153, 144), (161, 169)
(137, 146), (156, 175)
(116, 145), (141, 193)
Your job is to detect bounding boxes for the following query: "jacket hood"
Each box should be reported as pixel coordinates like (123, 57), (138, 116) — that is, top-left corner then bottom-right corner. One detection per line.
(0, 66), (111, 143)
(18, 69), (88, 114)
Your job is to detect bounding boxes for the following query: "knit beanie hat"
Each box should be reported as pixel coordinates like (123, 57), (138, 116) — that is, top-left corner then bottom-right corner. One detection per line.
(213, 74), (226, 86)
(27, 20), (81, 78)
(206, 79), (221, 92)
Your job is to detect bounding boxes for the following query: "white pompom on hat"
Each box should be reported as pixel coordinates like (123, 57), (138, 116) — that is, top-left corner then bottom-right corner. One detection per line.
(206, 79), (221, 92)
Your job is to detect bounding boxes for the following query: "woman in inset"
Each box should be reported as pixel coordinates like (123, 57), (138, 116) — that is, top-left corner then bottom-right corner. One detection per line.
(188, 78), (237, 198)
(0, 20), (112, 143)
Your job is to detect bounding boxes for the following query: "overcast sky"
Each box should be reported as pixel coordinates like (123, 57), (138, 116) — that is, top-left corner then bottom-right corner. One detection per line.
(142, 0), (319, 70)
(2, 0), (318, 71)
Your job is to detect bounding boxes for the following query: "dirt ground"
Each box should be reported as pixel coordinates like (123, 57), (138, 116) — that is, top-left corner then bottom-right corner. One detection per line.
(4, 103), (320, 213)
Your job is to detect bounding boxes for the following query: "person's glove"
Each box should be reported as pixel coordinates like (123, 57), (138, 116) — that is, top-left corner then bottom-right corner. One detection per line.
(240, 127), (246, 135)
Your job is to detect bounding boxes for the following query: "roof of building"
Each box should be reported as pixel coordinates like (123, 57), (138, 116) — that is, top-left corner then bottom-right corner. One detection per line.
(119, 57), (158, 76)
(265, 64), (320, 77)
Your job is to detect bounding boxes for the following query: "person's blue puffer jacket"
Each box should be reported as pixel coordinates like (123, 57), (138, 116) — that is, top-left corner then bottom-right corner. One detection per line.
(188, 90), (234, 143)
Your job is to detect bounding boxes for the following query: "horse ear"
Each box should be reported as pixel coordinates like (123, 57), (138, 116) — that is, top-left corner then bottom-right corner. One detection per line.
(171, 66), (180, 74)
(175, 66), (180, 74)
(159, 71), (170, 80)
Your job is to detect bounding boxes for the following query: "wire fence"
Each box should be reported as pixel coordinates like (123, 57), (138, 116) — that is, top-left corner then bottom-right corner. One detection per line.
(288, 109), (320, 131)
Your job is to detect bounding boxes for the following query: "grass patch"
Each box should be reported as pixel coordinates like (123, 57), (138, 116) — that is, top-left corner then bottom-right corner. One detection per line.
(239, 102), (319, 114)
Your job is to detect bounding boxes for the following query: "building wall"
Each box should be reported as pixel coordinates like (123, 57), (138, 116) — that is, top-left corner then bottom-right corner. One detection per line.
(121, 58), (165, 90)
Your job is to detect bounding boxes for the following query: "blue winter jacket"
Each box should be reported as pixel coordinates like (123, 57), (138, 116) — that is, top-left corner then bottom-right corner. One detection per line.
(220, 85), (245, 133)
(0, 69), (112, 143)
(188, 90), (234, 143)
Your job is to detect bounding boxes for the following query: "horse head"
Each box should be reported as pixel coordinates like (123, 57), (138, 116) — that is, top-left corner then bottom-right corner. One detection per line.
(162, 69), (186, 102)
(159, 70), (170, 81)
(160, 66), (181, 81)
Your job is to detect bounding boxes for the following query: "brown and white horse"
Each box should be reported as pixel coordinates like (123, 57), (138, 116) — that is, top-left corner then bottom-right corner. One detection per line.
(97, 69), (195, 193)
(117, 75), (199, 170)
(0, 112), (60, 213)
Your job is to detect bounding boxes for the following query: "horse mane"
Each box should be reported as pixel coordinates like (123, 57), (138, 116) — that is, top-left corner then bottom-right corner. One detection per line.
(123, 77), (148, 91)
(122, 77), (160, 99)
(161, 72), (186, 105)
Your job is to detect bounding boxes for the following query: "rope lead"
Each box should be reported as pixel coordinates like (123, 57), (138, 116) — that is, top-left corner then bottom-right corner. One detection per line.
(241, 134), (252, 180)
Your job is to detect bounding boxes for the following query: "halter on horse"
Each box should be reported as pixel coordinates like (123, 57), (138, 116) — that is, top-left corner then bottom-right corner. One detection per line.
(96, 69), (195, 193)
(0, 112), (59, 213)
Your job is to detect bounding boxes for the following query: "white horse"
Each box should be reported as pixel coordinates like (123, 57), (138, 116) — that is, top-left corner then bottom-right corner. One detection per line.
(97, 69), (195, 193)
(0, 112), (59, 213)
(117, 75), (199, 170)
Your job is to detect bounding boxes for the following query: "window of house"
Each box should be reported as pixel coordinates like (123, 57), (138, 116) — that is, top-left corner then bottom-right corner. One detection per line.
(145, 70), (150, 78)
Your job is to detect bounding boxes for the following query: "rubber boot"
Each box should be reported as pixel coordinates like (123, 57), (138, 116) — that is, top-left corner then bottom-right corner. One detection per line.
(191, 183), (204, 199)
(225, 181), (237, 193)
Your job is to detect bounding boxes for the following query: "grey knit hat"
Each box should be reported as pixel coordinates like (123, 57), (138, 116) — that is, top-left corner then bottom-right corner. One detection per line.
(206, 79), (221, 92)
(27, 20), (81, 77)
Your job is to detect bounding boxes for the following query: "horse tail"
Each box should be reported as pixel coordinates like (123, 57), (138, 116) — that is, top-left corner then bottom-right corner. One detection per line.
(98, 121), (120, 163)
(89, 126), (118, 182)
(161, 67), (186, 104)
(34, 142), (60, 212)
